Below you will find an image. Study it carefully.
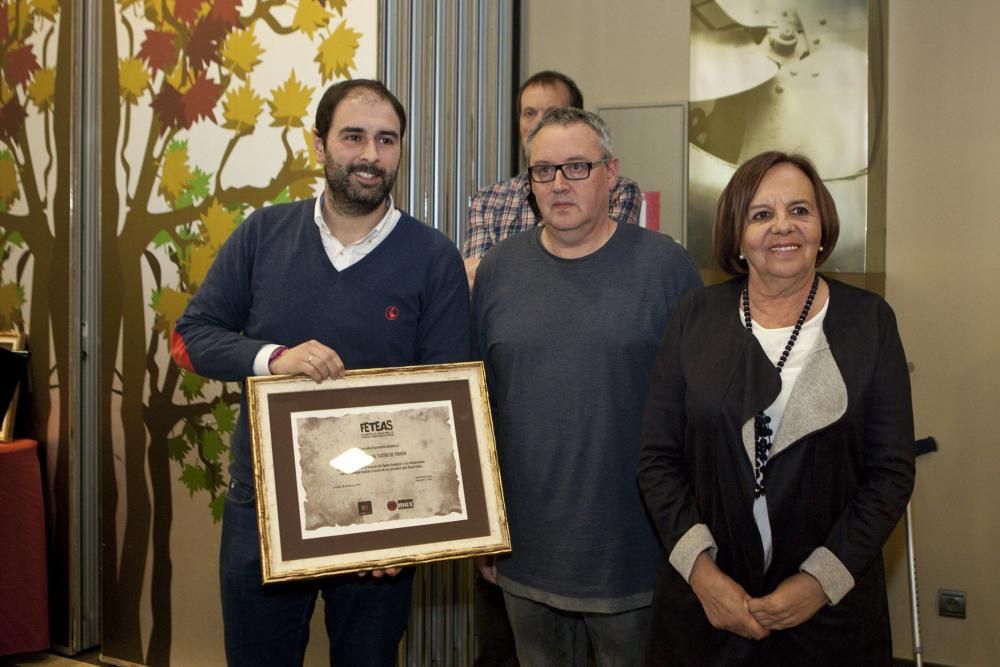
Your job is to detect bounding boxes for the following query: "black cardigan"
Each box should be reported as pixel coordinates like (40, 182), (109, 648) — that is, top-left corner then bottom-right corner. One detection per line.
(638, 276), (915, 666)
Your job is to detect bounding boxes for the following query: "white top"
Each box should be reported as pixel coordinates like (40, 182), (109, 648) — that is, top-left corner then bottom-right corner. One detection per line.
(311, 194), (401, 271)
(748, 297), (829, 570)
(251, 196), (400, 376)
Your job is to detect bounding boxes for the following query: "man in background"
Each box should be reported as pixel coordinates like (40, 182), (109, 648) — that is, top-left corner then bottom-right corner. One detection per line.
(461, 70), (642, 288)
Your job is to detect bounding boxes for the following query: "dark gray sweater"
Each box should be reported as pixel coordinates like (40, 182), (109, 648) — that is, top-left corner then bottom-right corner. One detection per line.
(472, 223), (701, 612)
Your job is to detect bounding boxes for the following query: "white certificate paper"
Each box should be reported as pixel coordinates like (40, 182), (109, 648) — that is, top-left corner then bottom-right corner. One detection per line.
(290, 400), (467, 538)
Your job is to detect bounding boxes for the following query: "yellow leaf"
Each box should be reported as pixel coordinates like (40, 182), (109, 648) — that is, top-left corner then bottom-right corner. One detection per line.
(199, 200), (239, 250)
(292, 0), (330, 39)
(159, 145), (192, 203)
(153, 287), (191, 333)
(286, 153), (319, 201)
(222, 84), (263, 134)
(0, 283), (25, 327)
(119, 57), (150, 104)
(0, 157), (19, 205)
(315, 21), (361, 81)
(142, 0), (165, 18)
(27, 67), (55, 111)
(269, 71), (313, 129)
(222, 28), (264, 80)
(187, 243), (216, 290)
(327, 0), (347, 15)
(8, 0), (30, 36)
(301, 128), (318, 169)
(30, 0), (60, 19)
(289, 177), (319, 202)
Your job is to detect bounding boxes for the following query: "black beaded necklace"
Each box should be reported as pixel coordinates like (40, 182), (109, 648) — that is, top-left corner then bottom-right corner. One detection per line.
(741, 273), (819, 498)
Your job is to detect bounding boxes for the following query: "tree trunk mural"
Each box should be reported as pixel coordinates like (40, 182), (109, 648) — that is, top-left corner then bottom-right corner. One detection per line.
(6, 0), (375, 664)
(0, 0), (75, 647)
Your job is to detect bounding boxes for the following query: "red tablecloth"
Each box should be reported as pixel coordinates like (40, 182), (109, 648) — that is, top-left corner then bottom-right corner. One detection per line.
(0, 439), (49, 656)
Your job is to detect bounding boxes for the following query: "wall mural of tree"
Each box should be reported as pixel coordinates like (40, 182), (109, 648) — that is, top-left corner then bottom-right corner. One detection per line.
(0, 0), (77, 646)
(99, 1), (375, 664)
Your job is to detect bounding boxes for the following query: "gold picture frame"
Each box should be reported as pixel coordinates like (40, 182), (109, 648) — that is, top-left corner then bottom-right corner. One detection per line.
(0, 330), (27, 442)
(247, 361), (510, 583)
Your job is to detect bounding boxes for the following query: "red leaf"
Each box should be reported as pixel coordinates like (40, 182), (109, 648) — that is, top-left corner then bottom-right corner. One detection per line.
(3, 46), (40, 88)
(182, 74), (222, 126)
(151, 83), (186, 133)
(0, 98), (27, 143)
(138, 30), (178, 73)
(187, 17), (228, 72)
(174, 0), (205, 26)
(210, 0), (242, 27)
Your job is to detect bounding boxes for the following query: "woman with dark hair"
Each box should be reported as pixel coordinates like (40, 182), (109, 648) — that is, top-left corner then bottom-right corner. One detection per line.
(638, 151), (914, 665)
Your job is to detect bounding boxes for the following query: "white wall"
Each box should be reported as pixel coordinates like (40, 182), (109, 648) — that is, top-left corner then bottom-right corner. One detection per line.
(885, 1), (1000, 664)
(522, 0), (690, 108)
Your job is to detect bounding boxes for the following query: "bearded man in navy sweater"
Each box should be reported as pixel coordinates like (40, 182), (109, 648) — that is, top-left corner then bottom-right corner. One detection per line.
(172, 79), (470, 667)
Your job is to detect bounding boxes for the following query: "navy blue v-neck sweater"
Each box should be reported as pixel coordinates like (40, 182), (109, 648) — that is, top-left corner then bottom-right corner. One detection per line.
(175, 198), (471, 486)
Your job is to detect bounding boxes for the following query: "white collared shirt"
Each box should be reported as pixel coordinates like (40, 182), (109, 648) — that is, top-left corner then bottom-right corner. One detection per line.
(312, 194), (401, 271)
(252, 195), (401, 376)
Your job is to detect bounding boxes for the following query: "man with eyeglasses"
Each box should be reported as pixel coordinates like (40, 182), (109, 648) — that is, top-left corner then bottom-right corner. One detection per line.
(461, 71), (641, 289)
(471, 108), (701, 666)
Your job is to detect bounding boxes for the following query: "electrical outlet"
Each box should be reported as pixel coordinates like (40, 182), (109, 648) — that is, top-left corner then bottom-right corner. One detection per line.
(938, 589), (966, 619)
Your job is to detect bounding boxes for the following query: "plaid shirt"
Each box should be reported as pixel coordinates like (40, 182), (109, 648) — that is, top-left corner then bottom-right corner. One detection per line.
(461, 173), (642, 258)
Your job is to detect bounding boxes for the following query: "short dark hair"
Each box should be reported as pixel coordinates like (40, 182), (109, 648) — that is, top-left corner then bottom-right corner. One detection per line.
(314, 79), (407, 141)
(713, 151), (840, 275)
(517, 71), (584, 113)
(526, 107), (614, 160)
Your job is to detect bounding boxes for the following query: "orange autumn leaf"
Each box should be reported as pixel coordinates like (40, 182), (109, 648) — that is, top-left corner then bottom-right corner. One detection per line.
(4, 46), (40, 89)
(181, 74), (222, 125)
(138, 30), (178, 73)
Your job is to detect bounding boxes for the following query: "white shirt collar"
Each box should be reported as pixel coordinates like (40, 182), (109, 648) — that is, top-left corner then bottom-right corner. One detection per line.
(312, 193), (398, 244)
(312, 194), (401, 271)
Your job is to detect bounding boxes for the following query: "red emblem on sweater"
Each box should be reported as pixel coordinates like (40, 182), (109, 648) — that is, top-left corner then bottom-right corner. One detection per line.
(385, 306), (399, 320)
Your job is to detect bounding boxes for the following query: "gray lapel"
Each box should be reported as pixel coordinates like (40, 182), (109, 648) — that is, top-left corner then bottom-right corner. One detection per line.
(741, 329), (848, 463)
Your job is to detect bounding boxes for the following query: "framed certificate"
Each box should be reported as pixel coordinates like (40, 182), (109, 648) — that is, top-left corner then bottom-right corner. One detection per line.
(247, 361), (510, 582)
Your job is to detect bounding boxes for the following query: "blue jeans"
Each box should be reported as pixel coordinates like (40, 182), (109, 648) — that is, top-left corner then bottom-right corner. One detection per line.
(220, 479), (413, 667)
(503, 591), (650, 667)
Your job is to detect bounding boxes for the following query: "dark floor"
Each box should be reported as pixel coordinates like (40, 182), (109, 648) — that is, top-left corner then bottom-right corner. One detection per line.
(0, 648), (103, 666)
(1, 650), (951, 666)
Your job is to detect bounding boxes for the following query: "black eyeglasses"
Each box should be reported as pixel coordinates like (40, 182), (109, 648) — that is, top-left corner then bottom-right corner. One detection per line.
(527, 159), (608, 183)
